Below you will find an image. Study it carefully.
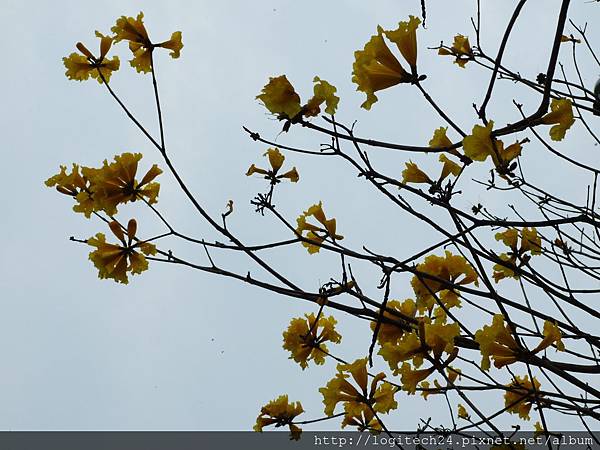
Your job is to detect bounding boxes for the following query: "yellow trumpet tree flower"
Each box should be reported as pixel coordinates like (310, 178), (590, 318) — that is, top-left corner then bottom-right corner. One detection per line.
(253, 395), (304, 440)
(296, 202), (343, 254)
(246, 147), (299, 183)
(111, 12), (183, 73)
(438, 34), (473, 68)
(63, 32), (120, 83)
(282, 313), (342, 369)
(87, 219), (157, 284)
(540, 98), (575, 141)
(352, 17), (421, 110)
(319, 358), (398, 428)
(257, 75), (340, 120)
(504, 375), (542, 420)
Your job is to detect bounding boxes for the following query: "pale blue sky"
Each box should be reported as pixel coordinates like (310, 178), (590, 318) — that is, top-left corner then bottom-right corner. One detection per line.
(1, 0), (598, 431)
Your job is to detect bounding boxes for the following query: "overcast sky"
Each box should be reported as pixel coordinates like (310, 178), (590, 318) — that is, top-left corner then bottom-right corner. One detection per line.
(1, 0), (598, 431)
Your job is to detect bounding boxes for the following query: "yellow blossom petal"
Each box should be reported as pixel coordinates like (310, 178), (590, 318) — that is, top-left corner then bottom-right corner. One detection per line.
(257, 75), (302, 119)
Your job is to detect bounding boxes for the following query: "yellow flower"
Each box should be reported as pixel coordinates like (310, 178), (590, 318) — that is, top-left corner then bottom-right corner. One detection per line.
(319, 358), (397, 420)
(63, 32), (120, 83)
(504, 375), (542, 420)
(493, 228), (542, 282)
(352, 26), (413, 110)
(304, 76), (340, 117)
(399, 362), (434, 394)
(541, 98), (575, 141)
(429, 127), (453, 149)
(341, 404), (382, 433)
(533, 320), (565, 353)
(462, 122), (523, 168)
(87, 219), (157, 284)
(257, 75), (339, 120)
(282, 313), (342, 369)
(402, 161), (432, 184)
(84, 153), (162, 216)
(45, 164), (96, 218)
(379, 331), (424, 373)
(520, 227), (542, 255)
(438, 35), (473, 68)
(411, 251), (478, 311)
(439, 154), (462, 181)
(370, 299), (416, 345)
(424, 321), (460, 359)
(384, 16), (422, 69)
(457, 403), (470, 419)
(296, 202), (343, 254)
(111, 12), (183, 74)
(474, 314), (519, 370)
(253, 395), (304, 440)
(246, 148), (299, 183)
(256, 75), (302, 119)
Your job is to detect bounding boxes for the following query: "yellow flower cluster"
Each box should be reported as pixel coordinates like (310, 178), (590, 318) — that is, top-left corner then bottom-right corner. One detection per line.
(256, 75), (339, 120)
(493, 227), (542, 282)
(462, 121), (524, 170)
(296, 202), (343, 254)
(370, 299), (417, 345)
(63, 11), (183, 82)
(352, 16), (421, 109)
(475, 315), (564, 370)
(378, 318), (460, 392)
(319, 358), (397, 431)
(504, 375), (542, 420)
(246, 148), (299, 183)
(46, 153), (162, 217)
(282, 313), (342, 369)
(438, 35), (473, 68)
(87, 219), (157, 284)
(253, 395), (304, 440)
(411, 251), (478, 312)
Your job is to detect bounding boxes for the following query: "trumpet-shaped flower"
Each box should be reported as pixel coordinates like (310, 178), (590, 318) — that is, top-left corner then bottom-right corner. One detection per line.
(246, 147), (299, 183)
(493, 227), (541, 282)
(384, 16), (421, 69)
(63, 32), (120, 83)
(111, 12), (183, 73)
(438, 35), (473, 68)
(462, 121), (523, 170)
(429, 127), (453, 149)
(541, 98), (575, 141)
(411, 251), (478, 311)
(87, 219), (157, 284)
(84, 153), (162, 216)
(534, 321), (565, 353)
(341, 404), (382, 433)
(474, 314), (520, 370)
(296, 202), (343, 254)
(253, 395), (304, 440)
(257, 75), (339, 120)
(399, 362), (435, 394)
(352, 23), (417, 110)
(402, 161), (432, 184)
(504, 375), (542, 420)
(282, 313), (342, 369)
(439, 154), (462, 181)
(45, 164), (96, 217)
(379, 330), (424, 372)
(304, 77), (340, 117)
(319, 358), (398, 421)
(371, 299), (416, 345)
